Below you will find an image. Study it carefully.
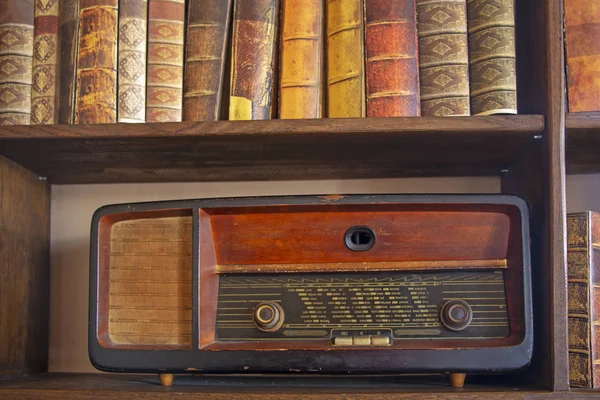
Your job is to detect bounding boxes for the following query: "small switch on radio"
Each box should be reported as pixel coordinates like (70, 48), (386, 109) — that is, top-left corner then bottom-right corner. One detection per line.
(252, 302), (284, 332)
(440, 299), (473, 332)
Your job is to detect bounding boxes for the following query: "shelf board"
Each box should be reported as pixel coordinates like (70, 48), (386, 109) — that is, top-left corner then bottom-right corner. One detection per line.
(0, 116), (544, 184)
(566, 112), (600, 174)
(1, 373), (596, 399)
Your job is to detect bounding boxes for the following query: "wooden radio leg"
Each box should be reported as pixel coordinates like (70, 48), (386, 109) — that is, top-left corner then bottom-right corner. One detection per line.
(450, 373), (466, 388)
(159, 373), (174, 387)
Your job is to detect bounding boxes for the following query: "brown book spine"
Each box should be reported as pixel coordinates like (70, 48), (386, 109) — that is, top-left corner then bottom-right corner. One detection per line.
(229, 0), (279, 120)
(417, 0), (470, 116)
(279, 0), (324, 119)
(365, 0), (420, 117)
(183, 0), (232, 121)
(568, 212), (600, 388)
(58, 0), (78, 124)
(467, 0), (516, 115)
(146, 0), (185, 122)
(31, 0), (59, 124)
(118, 0), (148, 123)
(0, 0), (34, 125)
(74, 0), (118, 124)
(564, 1), (600, 112)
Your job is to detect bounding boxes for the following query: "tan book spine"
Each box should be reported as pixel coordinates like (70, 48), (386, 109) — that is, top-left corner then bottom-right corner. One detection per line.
(467, 0), (517, 115)
(417, 0), (470, 116)
(58, 0), (78, 124)
(327, 0), (365, 118)
(74, 0), (118, 124)
(229, 0), (279, 120)
(183, 0), (232, 121)
(31, 0), (59, 124)
(118, 0), (148, 123)
(0, 0), (34, 125)
(279, 0), (324, 119)
(146, 0), (185, 122)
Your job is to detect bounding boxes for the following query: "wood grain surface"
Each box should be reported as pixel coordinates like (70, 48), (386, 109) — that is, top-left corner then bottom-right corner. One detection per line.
(0, 155), (49, 377)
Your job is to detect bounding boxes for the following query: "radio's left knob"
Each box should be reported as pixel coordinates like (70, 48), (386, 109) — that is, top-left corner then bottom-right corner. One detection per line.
(253, 302), (285, 332)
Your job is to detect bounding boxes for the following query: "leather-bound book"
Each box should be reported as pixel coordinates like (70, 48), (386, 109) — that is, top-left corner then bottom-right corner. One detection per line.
(327, 0), (365, 118)
(118, 0), (148, 123)
(74, 0), (118, 124)
(568, 212), (600, 388)
(565, 1), (600, 112)
(365, 0), (419, 117)
(183, 0), (232, 121)
(58, 0), (78, 124)
(467, 0), (517, 115)
(31, 0), (59, 124)
(0, 0), (34, 125)
(146, 0), (185, 122)
(417, 0), (470, 116)
(229, 0), (278, 120)
(279, 0), (323, 119)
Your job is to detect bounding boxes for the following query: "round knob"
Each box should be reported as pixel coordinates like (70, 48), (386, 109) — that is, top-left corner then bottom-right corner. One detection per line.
(253, 302), (284, 332)
(440, 299), (473, 332)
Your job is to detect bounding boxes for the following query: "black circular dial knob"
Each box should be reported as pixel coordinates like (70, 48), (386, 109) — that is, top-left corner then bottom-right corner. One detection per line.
(440, 299), (473, 332)
(253, 302), (284, 332)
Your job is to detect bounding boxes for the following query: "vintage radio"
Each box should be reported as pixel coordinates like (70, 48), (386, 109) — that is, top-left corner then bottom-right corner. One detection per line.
(89, 195), (533, 387)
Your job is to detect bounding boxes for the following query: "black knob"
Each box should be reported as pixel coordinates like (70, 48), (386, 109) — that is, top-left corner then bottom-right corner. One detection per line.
(253, 302), (284, 332)
(440, 299), (473, 332)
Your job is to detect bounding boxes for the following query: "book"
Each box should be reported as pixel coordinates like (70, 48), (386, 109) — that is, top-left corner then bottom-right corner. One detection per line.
(0, 0), (34, 125)
(417, 0), (470, 116)
(229, 0), (279, 120)
(279, 0), (324, 119)
(564, 0), (600, 113)
(365, 0), (420, 117)
(467, 0), (517, 115)
(568, 212), (600, 388)
(74, 0), (118, 124)
(58, 0), (78, 124)
(183, 0), (232, 121)
(31, 0), (59, 124)
(327, 0), (365, 118)
(118, 0), (148, 123)
(146, 0), (185, 122)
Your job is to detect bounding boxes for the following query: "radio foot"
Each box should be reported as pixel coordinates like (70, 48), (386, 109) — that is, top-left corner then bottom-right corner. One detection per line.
(450, 373), (466, 388)
(159, 373), (174, 387)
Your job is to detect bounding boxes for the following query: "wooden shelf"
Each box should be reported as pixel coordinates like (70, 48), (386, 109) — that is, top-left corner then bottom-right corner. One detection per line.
(566, 112), (600, 174)
(0, 373), (595, 399)
(0, 116), (543, 184)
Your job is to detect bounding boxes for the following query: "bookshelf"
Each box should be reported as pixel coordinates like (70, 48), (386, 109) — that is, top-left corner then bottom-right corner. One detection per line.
(0, 0), (577, 398)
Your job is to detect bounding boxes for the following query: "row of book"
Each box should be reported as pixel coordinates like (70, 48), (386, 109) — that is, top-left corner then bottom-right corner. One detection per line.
(0, 0), (518, 125)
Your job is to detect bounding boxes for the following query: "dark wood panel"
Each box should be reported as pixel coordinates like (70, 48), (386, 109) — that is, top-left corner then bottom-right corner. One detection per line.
(566, 112), (600, 174)
(0, 156), (50, 377)
(0, 117), (543, 183)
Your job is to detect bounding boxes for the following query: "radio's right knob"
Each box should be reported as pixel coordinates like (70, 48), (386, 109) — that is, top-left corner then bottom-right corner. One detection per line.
(253, 302), (284, 332)
(440, 299), (473, 332)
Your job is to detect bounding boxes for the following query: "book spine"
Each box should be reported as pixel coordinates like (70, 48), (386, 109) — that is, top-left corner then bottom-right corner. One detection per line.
(183, 0), (232, 121)
(58, 0), (78, 124)
(146, 0), (185, 122)
(229, 0), (279, 120)
(31, 0), (59, 124)
(327, 0), (365, 118)
(118, 0), (148, 123)
(0, 0), (34, 125)
(564, 0), (600, 112)
(279, 0), (323, 119)
(365, 0), (419, 117)
(417, 0), (470, 116)
(591, 213), (600, 387)
(74, 0), (118, 124)
(467, 0), (517, 115)
(568, 212), (593, 388)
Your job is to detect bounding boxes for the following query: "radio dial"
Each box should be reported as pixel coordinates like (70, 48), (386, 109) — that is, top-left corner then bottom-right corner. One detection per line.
(253, 302), (285, 332)
(440, 299), (473, 331)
